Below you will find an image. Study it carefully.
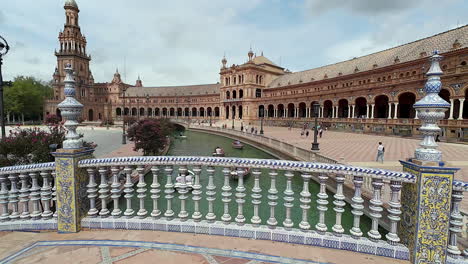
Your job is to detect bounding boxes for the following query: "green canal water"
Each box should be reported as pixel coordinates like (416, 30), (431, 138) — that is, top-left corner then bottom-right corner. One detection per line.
(125, 130), (381, 237)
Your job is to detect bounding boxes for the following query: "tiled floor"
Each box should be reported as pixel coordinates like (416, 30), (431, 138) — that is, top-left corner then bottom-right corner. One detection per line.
(0, 230), (407, 264)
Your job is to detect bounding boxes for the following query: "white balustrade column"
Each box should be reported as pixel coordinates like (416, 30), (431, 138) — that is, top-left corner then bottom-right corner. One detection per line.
(164, 165), (175, 218)
(350, 176), (364, 238)
(205, 166), (216, 221)
(136, 165), (148, 218)
(371, 104), (375, 119)
(387, 103), (392, 119)
(29, 172), (42, 219)
(86, 169), (98, 218)
(315, 174), (329, 232)
(123, 166), (135, 217)
(368, 178), (383, 240)
(19, 173), (30, 219)
(250, 169), (262, 225)
(40, 171), (53, 219)
(191, 166), (203, 220)
(8, 173), (20, 220)
(299, 173), (312, 230)
(51, 171), (57, 219)
(385, 180), (402, 244)
(110, 167), (122, 217)
(150, 166), (161, 218)
(178, 165), (189, 220)
(448, 99), (454, 120)
(458, 99), (465, 119)
(282, 171), (294, 228)
(221, 167), (232, 222)
(235, 168), (246, 225)
(447, 189), (464, 257)
(267, 170), (278, 227)
(393, 103), (399, 119)
(0, 175), (9, 221)
(98, 168), (110, 217)
(332, 174), (346, 235)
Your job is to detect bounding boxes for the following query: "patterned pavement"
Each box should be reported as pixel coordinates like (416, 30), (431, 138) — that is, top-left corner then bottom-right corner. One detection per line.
(0, 230), (406, 264)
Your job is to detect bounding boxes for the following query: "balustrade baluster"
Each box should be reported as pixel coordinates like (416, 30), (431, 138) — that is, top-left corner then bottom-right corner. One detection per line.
(315, 174), (329, 232)
(350, 175), (364, 238)
(150, 166), (161, 218)
(86, 168), (98, 217)
(235, 168), (246, 224)
(110, 167), (122, 217)
(40, 171), (53, 219)
(385, 180), (402, 244)
(177, 165), (189, 220)
(251, 168), (262, 225)
(123, 166), (134, 217)
(8, 174), (20, 220)
(0, 174), (9, 221)
(98, 167), (110, 217)
(164, 165), (175, 218)
(192, 166), (203, 220)
(19, 173), (30, 219)
(447, 189), (464, 257)
(282, 171), (294, 228)
(220, 167), (232, 223)
(29, 172), (42, 219)
(51, 171), (57, 219)
(299, 172), (311, 230)
(205, 166), (216, 221)
(368, 178), (383, 240)
(136, 165), (148, 218)
(332, 174), (345, 235)
(267, 169), (278, 227)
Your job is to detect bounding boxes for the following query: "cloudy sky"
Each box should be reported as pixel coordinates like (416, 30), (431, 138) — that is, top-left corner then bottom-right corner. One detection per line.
(2, 0), (467, 86)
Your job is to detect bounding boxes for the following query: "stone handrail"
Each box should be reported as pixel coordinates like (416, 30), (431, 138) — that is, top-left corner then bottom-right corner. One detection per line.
(73, 155), (412, 260)
(0, 162), (55, 175)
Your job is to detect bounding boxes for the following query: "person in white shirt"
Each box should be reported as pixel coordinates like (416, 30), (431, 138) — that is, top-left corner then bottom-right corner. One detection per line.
(376, 142), (385, 163)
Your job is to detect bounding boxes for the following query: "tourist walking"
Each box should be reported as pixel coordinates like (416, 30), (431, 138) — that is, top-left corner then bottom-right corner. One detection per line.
(300, 130), (304, 137)
(376, 142), (385, 163)
(306, 130), (309, 137)
(319, 127), (323, 138)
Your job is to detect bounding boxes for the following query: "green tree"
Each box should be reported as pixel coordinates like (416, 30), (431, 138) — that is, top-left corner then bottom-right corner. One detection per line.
(127, 119), (175, 155)
(4, 76), (53, 122)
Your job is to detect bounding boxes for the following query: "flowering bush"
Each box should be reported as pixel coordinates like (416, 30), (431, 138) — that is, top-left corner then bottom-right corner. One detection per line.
(127, 119), (174, 155)
(45, 114), (61, 125)
(0, 125), (96, 167)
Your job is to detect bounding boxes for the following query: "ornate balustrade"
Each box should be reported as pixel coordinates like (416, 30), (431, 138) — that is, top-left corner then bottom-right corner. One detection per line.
(449, 180), (468, 259)
(0, 162), (57, 231)
(77, 156), (414, 260)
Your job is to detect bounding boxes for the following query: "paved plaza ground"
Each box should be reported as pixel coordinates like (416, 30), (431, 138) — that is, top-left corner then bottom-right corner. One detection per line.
(0, 230), (407, 264)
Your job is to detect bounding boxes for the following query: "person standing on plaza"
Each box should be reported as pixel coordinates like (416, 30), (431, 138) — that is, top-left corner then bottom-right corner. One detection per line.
(306, 130), (309, 137)
(319, 127), (323, 138)
(376, 142), (385, 163)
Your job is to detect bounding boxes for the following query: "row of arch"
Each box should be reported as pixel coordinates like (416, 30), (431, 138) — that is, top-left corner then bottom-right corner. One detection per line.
(225, 89), (262, 99)
(116, 107), (221, 118)
(257, 89), (468, 119)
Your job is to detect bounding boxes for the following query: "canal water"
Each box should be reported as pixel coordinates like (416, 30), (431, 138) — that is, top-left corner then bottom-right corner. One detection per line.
(126, 130), (379, 237)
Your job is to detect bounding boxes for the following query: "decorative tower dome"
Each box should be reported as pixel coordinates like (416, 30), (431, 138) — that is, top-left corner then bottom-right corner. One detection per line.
(89, 71), (94, 83)
(248, 47), (254, 61)
(112, 68), (122, 83)
(221, 55), (227, 69)
(135, 75), (143, 87)
(64, 0), (79, 9)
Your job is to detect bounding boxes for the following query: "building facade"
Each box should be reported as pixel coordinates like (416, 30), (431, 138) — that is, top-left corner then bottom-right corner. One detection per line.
(45, 1), (468, 141)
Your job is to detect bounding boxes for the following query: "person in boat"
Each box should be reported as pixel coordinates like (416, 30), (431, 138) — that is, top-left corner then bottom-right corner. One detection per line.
(215, 146), (224, 154)
(176, 172), (193, 184)
(234, 140), (241, 145)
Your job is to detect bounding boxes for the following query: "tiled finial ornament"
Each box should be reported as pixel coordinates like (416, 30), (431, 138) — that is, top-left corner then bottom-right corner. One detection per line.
(413, 50), (450, 162)
(57, 64), (84, 149)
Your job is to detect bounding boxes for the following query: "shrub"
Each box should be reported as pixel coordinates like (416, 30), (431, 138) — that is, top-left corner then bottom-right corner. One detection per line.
(45, 114), (61, 125)
(127, 119), (175, 155)
(0, 125), (96, 167)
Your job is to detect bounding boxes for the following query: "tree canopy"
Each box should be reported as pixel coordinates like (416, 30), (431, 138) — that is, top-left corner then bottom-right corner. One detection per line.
(4, 76), (53, 120)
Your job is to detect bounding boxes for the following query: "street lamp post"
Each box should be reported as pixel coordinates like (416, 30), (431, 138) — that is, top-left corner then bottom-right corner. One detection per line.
(260, 108), (264, 135)
(0, 35), (10, 138)
(231, 113), (234, 130)
(146, 94), (149, 118)
(311, 102), (320, 151)
(121, 87), (127, 144)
